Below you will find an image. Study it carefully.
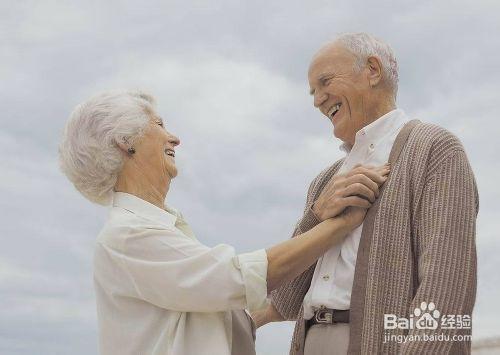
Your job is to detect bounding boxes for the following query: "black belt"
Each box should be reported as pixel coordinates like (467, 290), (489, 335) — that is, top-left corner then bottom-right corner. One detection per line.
(307, 308), (350, 326)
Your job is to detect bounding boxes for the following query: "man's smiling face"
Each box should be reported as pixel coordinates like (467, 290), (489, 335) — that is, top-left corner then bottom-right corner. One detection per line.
(308, 43), (372, 146)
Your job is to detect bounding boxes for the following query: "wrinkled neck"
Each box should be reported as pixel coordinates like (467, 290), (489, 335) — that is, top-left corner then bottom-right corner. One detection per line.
(114, 164), (169, 210)
(364, 95), (397, 127)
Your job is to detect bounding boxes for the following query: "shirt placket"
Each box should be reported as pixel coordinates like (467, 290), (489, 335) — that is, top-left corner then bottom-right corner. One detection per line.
(311, 245), (341, 307)
(328, 130), (373, 305)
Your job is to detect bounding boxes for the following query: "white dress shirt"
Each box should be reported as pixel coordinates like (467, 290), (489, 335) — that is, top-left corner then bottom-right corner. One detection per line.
(303, 109), (409, 319)
(94, 192), (268, 355)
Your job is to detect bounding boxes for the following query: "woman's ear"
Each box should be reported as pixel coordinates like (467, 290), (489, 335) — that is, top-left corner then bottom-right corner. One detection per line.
(116, 138), (133, 155)
(366, 55), (383, 87)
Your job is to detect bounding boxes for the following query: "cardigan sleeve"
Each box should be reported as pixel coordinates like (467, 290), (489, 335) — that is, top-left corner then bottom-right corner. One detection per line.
(402, 149), (478, 354)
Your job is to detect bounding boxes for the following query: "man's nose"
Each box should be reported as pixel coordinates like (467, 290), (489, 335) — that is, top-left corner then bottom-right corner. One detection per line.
(314, 91), (327, 108)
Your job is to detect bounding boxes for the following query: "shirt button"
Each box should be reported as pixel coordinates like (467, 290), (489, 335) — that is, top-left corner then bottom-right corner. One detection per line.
(369, 143), (374, 149)
(322, 275), (330, 281)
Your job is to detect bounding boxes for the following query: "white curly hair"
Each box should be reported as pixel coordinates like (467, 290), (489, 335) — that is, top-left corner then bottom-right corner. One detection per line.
(59, 90), (156, 205)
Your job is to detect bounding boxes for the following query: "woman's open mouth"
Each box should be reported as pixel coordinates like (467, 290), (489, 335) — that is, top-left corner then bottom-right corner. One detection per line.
(164, 148), (175, 158)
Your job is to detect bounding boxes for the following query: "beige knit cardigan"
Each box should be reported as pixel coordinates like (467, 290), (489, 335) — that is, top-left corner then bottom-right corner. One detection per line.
(271, 120), (479, 354)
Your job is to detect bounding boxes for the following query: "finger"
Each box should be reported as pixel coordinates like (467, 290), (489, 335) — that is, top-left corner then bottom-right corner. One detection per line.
(320, 180), (341, 198)
(340, 196), (372, 209)
(351, 163), (376, 170)
(376, 168), (390, 177)
(375, 164), (391, 176)
(322, 173), (344, 191)
(346, 165), (375, 178)
(355, 168), (388, 185)
(341, 182), (376, 203)
(345, 173), (380, 197)
(348, 164), (389, 176)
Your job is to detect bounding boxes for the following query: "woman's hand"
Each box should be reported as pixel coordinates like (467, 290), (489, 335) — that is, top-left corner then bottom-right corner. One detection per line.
(340, 206), (370, 230)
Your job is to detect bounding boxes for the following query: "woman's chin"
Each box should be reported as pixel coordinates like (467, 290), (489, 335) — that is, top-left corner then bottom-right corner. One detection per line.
(166, 166), (178, 179)
(162, 157), (178, 179)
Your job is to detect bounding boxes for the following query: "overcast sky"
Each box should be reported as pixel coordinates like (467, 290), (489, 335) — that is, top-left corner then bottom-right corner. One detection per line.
(1, 1), (499, 354)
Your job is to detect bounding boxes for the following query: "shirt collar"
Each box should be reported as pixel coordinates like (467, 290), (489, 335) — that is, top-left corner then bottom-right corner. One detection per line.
(339, 108), (408, 153)
(112, 192), (177, 227)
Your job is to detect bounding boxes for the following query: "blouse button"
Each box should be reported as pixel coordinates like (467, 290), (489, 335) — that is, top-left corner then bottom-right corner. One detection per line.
(322, 275), (330, 281)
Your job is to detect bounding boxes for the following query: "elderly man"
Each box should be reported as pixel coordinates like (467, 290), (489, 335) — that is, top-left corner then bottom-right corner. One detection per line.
(253, 33), (478, 354)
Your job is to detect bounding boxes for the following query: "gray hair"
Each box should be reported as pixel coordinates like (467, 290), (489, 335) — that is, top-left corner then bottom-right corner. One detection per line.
(335, 32), (399, 97)
(59, 90), (156, 205)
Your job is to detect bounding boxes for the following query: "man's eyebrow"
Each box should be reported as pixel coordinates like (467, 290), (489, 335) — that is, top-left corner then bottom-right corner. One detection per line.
(309, 72), (335, 95)
(318, 72), (334, 81)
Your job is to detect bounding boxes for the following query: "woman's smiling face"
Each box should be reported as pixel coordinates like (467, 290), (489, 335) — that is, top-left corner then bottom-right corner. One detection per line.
(133, 115), (181, 182)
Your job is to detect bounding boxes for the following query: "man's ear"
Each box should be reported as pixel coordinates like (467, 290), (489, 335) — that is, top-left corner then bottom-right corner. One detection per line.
(366, 56), (383, 87)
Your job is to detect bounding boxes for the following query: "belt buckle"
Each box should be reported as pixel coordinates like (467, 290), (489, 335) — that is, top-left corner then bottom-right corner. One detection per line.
(315, 308), (333, 324)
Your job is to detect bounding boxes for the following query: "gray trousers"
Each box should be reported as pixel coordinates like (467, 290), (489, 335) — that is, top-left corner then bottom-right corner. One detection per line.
(304, 323), (350, 355)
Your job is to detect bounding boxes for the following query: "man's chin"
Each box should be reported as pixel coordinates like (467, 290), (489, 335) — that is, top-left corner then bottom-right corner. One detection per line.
(332, 124), (344, 140)
(332, 121), (352, 143)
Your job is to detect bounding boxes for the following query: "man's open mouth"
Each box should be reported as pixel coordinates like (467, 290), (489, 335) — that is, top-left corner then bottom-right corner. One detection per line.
(327, 103), (342, 119)
(164, 148), (175, 157)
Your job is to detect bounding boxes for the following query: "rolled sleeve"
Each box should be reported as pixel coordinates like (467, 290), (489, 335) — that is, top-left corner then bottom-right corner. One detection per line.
(297, 206), (321, 234)
(97, 223), (271, 313)
(234, 249), (269, 312)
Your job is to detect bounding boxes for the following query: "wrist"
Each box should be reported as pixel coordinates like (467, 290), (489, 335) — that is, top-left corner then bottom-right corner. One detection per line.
(311, 203), (323, 221)
(268, 304), (284, 322)
(251, 308), (268, 328)
(324, 217), (351, 241)
(338, 214), (356, 234)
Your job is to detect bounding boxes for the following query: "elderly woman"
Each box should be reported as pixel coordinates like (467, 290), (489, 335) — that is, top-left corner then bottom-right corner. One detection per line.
(59, 90), (388, 355)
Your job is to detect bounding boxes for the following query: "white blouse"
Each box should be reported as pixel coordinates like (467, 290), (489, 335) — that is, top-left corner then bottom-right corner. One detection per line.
(93, 192), (268, 355)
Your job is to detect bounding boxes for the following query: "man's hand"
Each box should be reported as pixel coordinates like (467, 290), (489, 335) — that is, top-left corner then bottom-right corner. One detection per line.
(312, 164), (390, 221)
(251, 303), (284, 329)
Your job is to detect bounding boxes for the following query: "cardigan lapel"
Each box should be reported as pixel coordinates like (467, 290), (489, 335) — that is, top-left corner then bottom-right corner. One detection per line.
(347, 119), (421, 354)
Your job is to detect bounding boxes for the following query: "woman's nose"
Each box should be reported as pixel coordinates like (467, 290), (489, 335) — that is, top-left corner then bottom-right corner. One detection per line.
(169, 134), (180, 147)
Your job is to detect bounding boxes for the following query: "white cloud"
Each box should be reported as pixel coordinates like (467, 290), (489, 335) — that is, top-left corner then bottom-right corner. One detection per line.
(1, 0), (499, 353)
